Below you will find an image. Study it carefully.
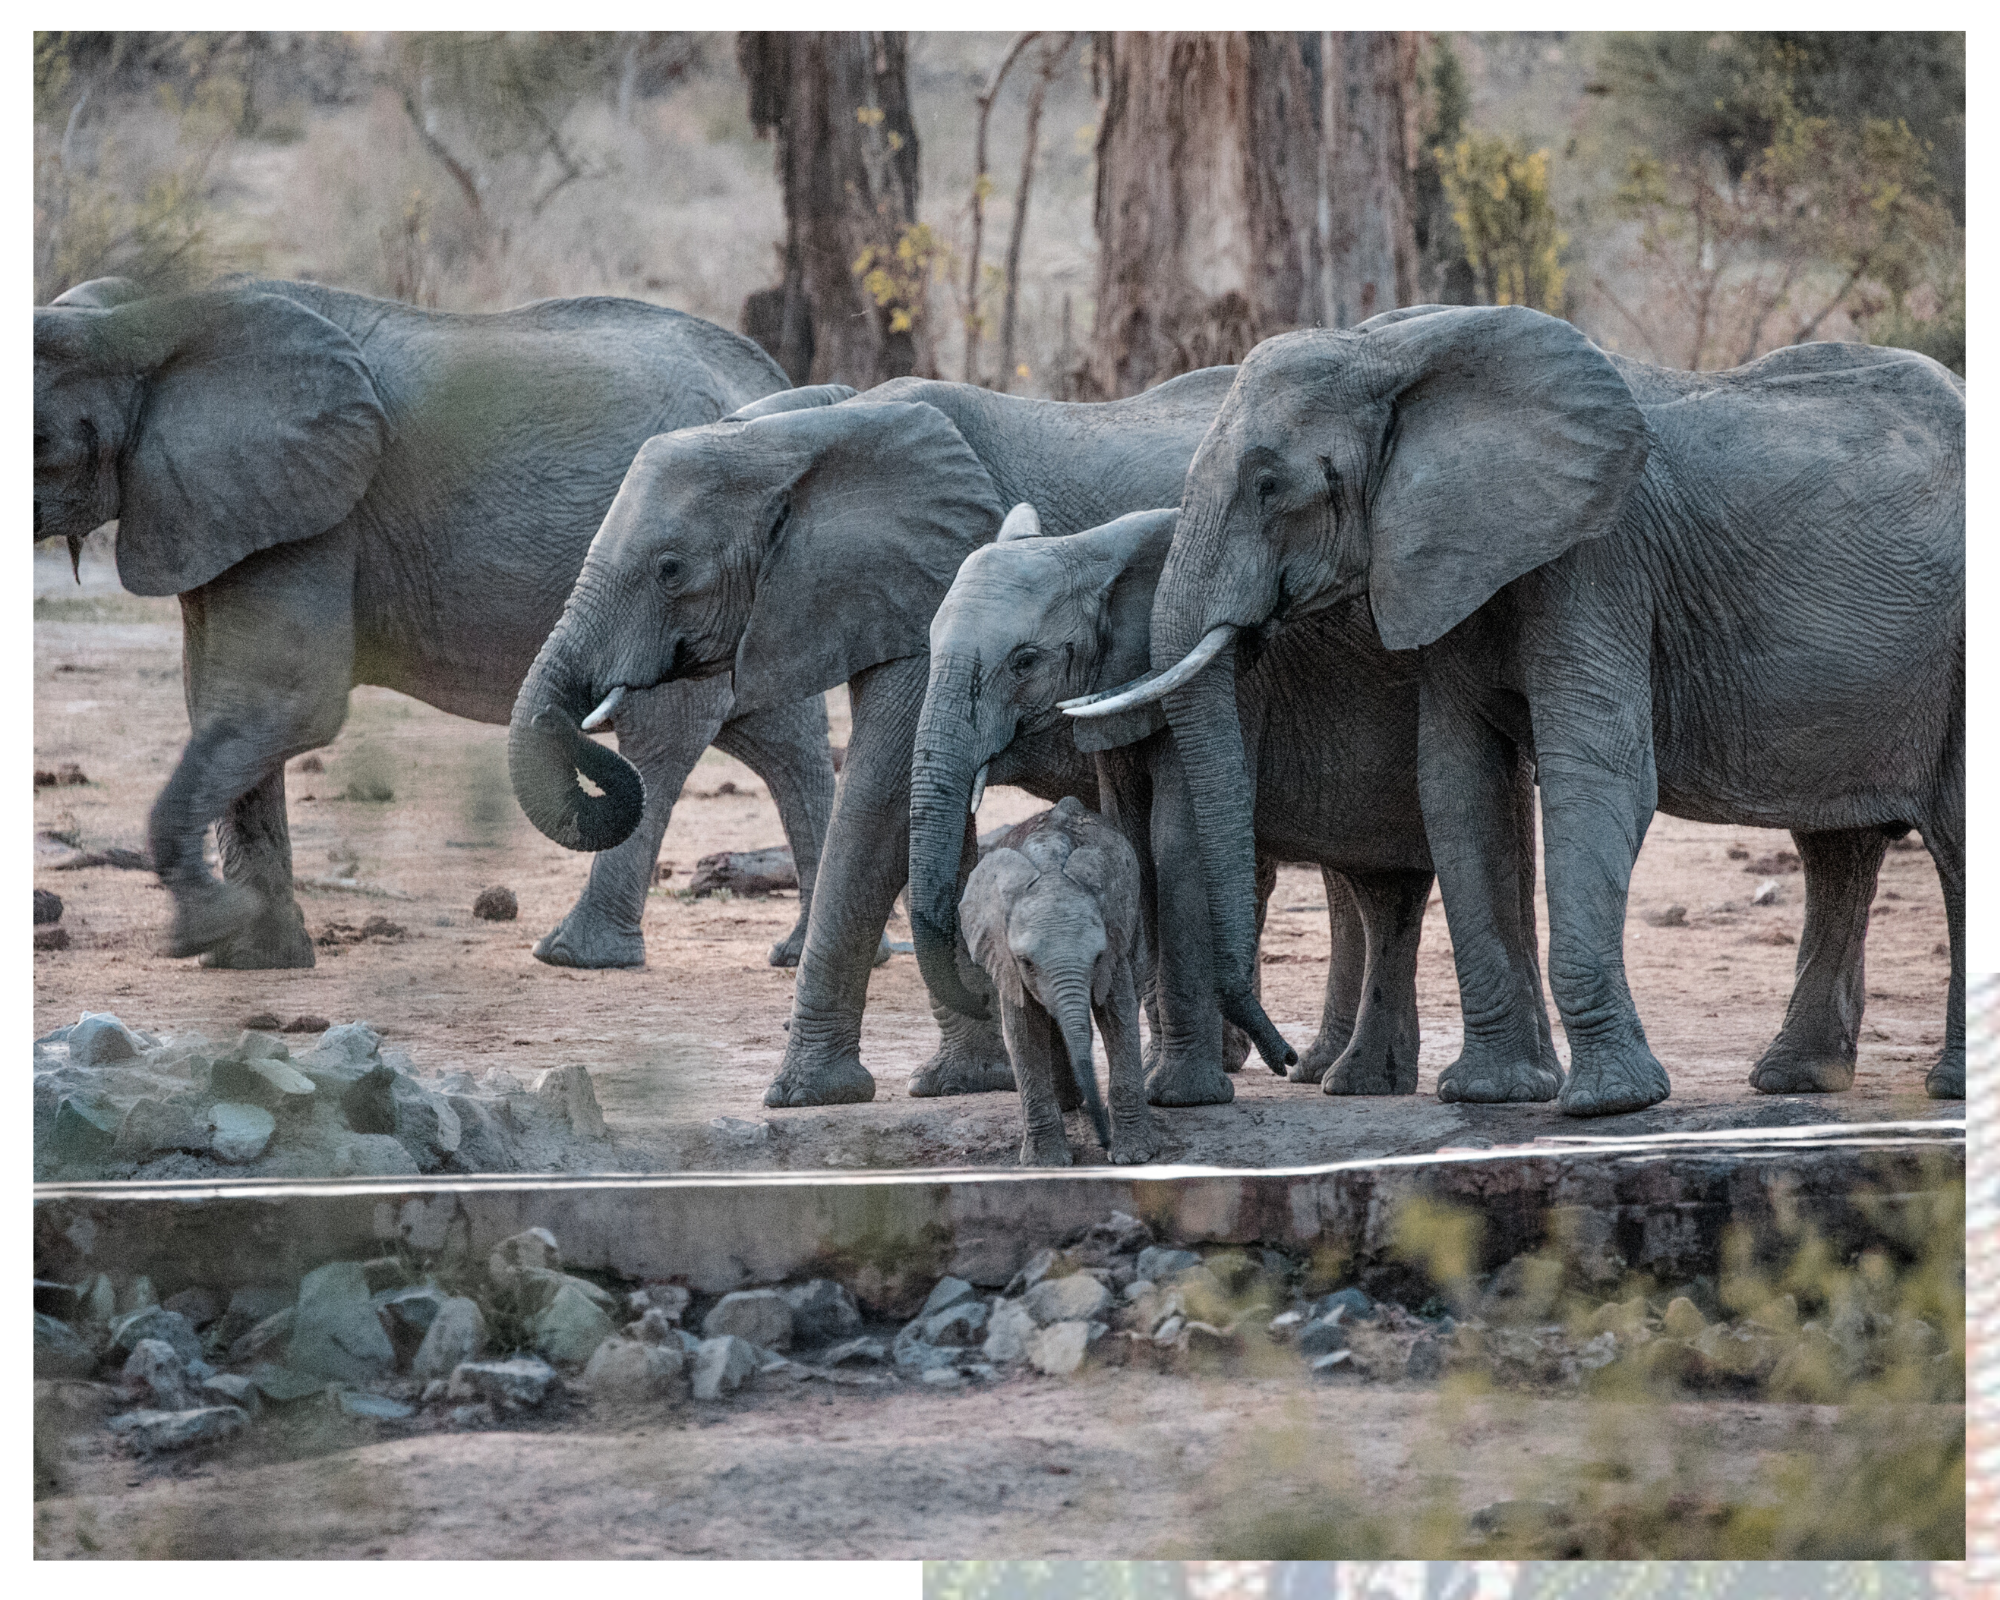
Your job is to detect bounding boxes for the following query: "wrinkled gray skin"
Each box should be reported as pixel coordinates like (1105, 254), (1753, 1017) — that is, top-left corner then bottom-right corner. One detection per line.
(1132, 304), (1964, 1115)
(960, 797), (1162, 1165)
(512, 370), (1281, 1108)
(32, 276), (840, 972)
(916, 506), (1548, 1105)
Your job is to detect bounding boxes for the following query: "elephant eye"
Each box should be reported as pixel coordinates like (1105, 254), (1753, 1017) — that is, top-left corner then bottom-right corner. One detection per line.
(1256, 473), (1280, 503)
(1012, 646), (1041, 673)
(656, 553), (686, 588)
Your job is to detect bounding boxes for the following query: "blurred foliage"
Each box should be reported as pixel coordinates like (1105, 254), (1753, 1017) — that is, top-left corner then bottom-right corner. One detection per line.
(1409, 38), (1477, 305)
(855, 221), (947, 336)
(927, 1564), (1188, 1600)
(1437, 133), (1568, 313)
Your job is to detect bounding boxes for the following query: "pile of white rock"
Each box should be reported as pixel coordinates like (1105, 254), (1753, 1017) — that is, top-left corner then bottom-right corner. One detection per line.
(33, 1013), (611, 1180)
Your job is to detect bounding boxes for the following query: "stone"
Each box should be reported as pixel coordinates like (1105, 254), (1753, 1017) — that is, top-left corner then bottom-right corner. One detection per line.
(690, 1336), (760, 1400)
(534, 1282), (619, 1366)
(214, 1285), (292, 1347)
(35, 887), (63, 924)
(891, 1323), (962, 1374)
(326, 1135), (421, 1177)
(248, 1364), (327, 1403)
(210, 1053), (317, 1111)
(583, 1336), (685, 1400)
(210, 1102), (276, 1164)
(123, 1338), (195, 1411)
(631, 1283), (692, 1324)
(1081, 1210), (1153, 1255)
(981, 1300), (1039, 1364)
(1027, 1320), (1092, 1376)
(227, 1307), (296, 1366)
(821, 1337), (889, 1367)
(1267, 1309), (1307, 1339)
(122, 1276), (160, 1314)
(924, 1300), (989, 1347)
(1316, 1287), (1378, 1324)
(1135, 1247), (1201, 1283)
(229, 1030), (292, 1062)
(113, 1098), (212, 1159)
(633, 1308), (683, 1346)
(53, 1095), (121, 1164)
(337, 1390), (416, 1420)
(411, 1297), (488, 1380)
(1662, 1296), (1707, 1340)
(1297, 1318), (1350, 1358)
(35, 1313), (97, 1379)
(702, 1289), (794, 1351)
(1002, 1248), (1065, 1297)
(69, 1013), (141, 1068)
(373, 1284), (449, 1334)
(1405, 1335), (1445, 1381)
(472, 886), (518, 921)
(537, 1063), (608, 1139)
(1642, 904), (1689, 928)
(449, 1356), (557, 1409)
(783, 1279), (861, 1344)
(1024, 1274), (1112, 1327)
(108, 1306), (201, 1365)
(79, 1274), (118, 1327)
(108, 1406), (248, 1453)
(283, 1014), (333, 1034)
(308, 1022), (383, 1066)
(161, 1287), (223, 1329)
(200, 1373), (261, 1416)
(514, 1269), (618, 1318)
(342, 1062), (459, 1164)
(488, 1227), (561, 1287)
(919, 1276), (978, 1320)
(448, 1403), (495, 1428)
(1751, 879), (1781, 906)
(288, 1262), (395, 1380)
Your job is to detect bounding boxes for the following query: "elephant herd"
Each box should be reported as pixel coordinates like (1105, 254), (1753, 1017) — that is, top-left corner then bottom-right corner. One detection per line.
(33, 277), (1964, 1157)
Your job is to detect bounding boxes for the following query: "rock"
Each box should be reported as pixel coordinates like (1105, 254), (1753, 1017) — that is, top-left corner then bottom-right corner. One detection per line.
(1751, 1294), (1799, 1335)
(1576, 1331), (1620, 1374)
(448, 1403), (494, 1428)
(1661, 1296), (1707, 1340)
(891, 1322), (963, 1374)
(1642, 904), (1688, 928)
(1135, 1247), (1201, 1283)
(214, 1285), (292, 1349)
(449, 1355), (557, 1409)
(1316, 1287), (1378, 1324)
(627, 1283), (691, 1325)
(227, 1306), (295, 1365)
(210, 1053), (318, 1113)
(981, 1300), (1038, 1364)
(288, 1262), (395, 1380)
(1081, 1210), (1153, 1255)
(229, 1030), (292, 1062)
(513, 1269), (617, 1318)
(702, 1289), (794, 1351)
(53, 1095), (122, 1164)
(69, 1013), (141, 1068)
(536, 1064), (608, 1139)
(1027, 1320), (1092, 1376)
(489, 1227), (562, 1287)
(343, 1064), (460, 1165)
(1267, 1309), (1307, 1340)
(1297, 1317), (1350, 1358)
(919, 1276), (978, 1320)
(633, 1308), (683, 1345)
(707, 1116), (770, 1147)
(122, 1276), (160, 1315)
(242, 1012), (283, 1031)
(534, 1282), (618, 1366)
(583, 1337), (685, 1400)
(34, 888), (63, 924)
(123, 1339), (195, 1411)
(411, 1297), (488, 1379)
(373, 1284), (448, 1334)
(1469, 1499), (1570, 1546)
(108, 1306), (201, 1365)
(200, 1373), (261, 1415)
(1405, 1334), (1445, 1381)
(35, 925), (70, 951)
(108, 1406), (248, 1453)
(821, 1337), (889, 1367)
(78, 1274), (118, 1327)
(1751, 878), (1781, 906)
(690, 1336), (760, 1400)
(783, 1279), (861, 1345)
(337, 1390), (416, 1420)
(1024, 1274), (1112, 1327)
(35, 1313), (97, 1378)
(472, 886), (518, 921)
(306, 1022), (383, 1066)
(1001, 1248), (1062, 1297)
(157, 1287), (222, 1331)
(247, 1364), (326, 1402)
(924, 1300), (989, 1347)
(113, 1098), (212, 1158)
(210, 1102), (276, 1164)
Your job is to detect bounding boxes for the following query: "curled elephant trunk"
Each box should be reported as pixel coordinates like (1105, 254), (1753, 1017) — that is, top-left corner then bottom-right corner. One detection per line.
(1053, 981), (1111, 1150)
(908, 655), (997, 1020)
(507, 632), (648, 854)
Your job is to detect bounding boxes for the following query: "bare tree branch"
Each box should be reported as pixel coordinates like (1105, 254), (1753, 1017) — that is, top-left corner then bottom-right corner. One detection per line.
(964, 31), (1039, 383)
(998, 35), (1071, 392)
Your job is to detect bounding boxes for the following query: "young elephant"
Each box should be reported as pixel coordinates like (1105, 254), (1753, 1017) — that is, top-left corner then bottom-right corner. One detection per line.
(960, 798), (1161, 1166)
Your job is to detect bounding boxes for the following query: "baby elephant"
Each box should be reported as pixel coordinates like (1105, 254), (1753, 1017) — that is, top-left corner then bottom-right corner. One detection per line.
(960, 797), (1162, 1167)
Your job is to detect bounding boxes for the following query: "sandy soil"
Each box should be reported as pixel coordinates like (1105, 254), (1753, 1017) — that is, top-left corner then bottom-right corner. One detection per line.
(33, 542), (1957, 1170)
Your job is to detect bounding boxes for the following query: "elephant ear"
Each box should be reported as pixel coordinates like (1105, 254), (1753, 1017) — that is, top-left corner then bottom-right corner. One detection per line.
(1067, 509), (1176, 755)
(111, 291), (386, 596)
(726, 383), (857, 421)
(730, 401), (1004, 715)
(1361, 305), (1650, 651)
(959, 847), (1038, 1000)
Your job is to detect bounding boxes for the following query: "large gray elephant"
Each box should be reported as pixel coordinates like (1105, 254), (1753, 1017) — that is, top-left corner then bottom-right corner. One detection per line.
(911, 504), (1546, 1105)
(32, 276), (839, 971)
(1079, 306), (1964, 1115)
(509, 369), (1342, 1108)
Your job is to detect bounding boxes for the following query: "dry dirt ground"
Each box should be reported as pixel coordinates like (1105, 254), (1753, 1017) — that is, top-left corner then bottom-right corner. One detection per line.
(33, 1366), (1959, 1559)
(33, 542), (1959, 1170)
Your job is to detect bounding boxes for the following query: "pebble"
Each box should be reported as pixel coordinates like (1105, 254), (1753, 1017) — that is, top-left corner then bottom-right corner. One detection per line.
(412, 1298), (488, 1378)
(1024, 1274), (1111, 1327)
(1310, 1348), (1355, 1376)
(690, 1335), (760, 1400)
(449, 1356), (557, 1409)
(701, 1289), (794, 1351)
(920, 1366), (964, 1386)
(249, 1364), (331, 1403)
(287, 1261), (396, 1380)
(34, 888), (63, 925)
(108, 1405), (248, 1453)
(210, 1102), (276, 1164)
(782, 1279), (860, 1344)
(1751, 879), (1781, 906)
(1026, 1320), (1092, 1376)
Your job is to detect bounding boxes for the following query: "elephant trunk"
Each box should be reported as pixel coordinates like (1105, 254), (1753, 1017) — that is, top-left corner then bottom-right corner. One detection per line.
(507, 618), (648, 854)
(908, 654), (1000, 1020)
(1050, 975), (1111, 1150)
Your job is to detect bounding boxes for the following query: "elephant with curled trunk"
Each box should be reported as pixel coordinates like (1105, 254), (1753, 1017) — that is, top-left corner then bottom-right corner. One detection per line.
(511, 367), (1371, 1108)
(914, 503), (1548, 1104)
(33, 275), (840, 971)
(1080, 305), (1964, 1115)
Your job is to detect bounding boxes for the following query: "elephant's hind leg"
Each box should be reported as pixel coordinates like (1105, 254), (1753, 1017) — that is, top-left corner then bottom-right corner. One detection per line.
(711, 694), (840, 969)
(1292, 869), (1364, 1084)
(197, 770), (315, 969)
(1322, 869), (1431, 1096)
(1747, 827), (1884, 1095)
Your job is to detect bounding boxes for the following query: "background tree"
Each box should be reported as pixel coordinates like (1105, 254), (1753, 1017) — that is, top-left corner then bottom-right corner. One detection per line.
(737, 31), (933, 387)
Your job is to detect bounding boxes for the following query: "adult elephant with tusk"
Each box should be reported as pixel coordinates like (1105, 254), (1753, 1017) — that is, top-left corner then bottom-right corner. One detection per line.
(32, 275), (847, 973)
(509, 367), (1351, 1109)
(1080, 304), (1964, 1115)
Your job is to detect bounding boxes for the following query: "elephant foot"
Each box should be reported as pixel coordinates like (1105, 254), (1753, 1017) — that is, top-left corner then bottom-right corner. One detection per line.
(1146, 1052), (1234, 1107)
(198, 894), (316, 970)
(1925, 1046), (1964, 1100)
(1747, 1039), (1857, 1095)
(907, 1046), (1015, 1097)
(1437, 1046), (1562, 1105)
(534, 913), (645, 970)
(1020, 1129), (1075, 1167)
(1322, 1038), (1419, 1097)
(1109, 1119), (1163, 1165)
(764, 1054), (876, 1107)
(162, 879), (263, 960)
(1289, 1027), (1353, 1085)
(1559, 1051), (1672, 1118)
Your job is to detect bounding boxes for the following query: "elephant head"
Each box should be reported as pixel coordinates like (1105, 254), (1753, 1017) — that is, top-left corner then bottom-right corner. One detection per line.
(508, 397), (1004, 855)
(908, 503), (1173, 1018)
(33, 285), (387, 589)
(1071, 305), (1651, 1065)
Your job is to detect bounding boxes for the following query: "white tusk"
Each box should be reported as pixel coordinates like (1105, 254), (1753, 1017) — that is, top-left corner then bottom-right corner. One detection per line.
(580, 685), (627, 731)
(1062, 625), (1236, 719)
(969, 762), (990, 814)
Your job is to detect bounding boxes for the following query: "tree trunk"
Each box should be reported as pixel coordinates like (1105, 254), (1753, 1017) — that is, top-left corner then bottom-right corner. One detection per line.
(737, 31), (929, 388)
(1084, 31), (1422, 399)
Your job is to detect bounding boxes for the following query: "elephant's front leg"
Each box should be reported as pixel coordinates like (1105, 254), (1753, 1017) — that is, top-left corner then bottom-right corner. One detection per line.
(765, 657), (931, 1108)
(1001, 992), (1073, 1166)
(536, 676), (734, 970)
(1747, 827), (1886, 1094)
(711, 693), (842, 969)
(159, 534), (356, 968)
(908, 807), (1015, 1097)
(1143, 736), (1234, 1106)
(1292, 869), (1365, 1083)
(1322, 868), (1432, 1096)
(1096, 966), (1162, 1165)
